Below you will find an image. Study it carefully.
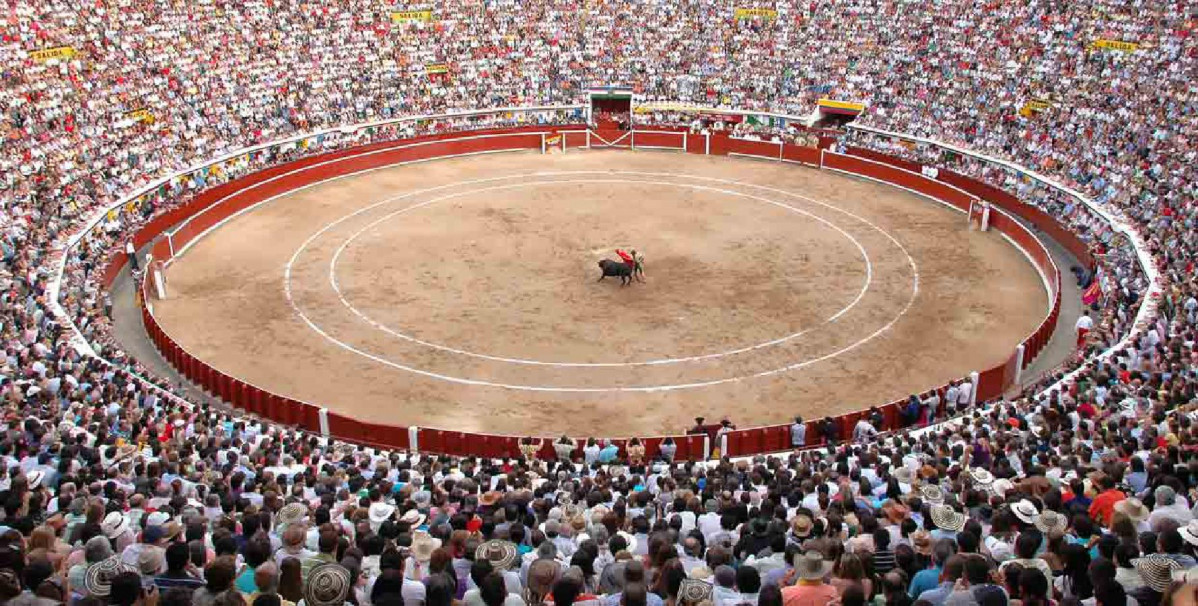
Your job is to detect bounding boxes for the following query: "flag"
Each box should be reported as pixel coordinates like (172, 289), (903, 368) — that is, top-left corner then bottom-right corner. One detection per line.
(1082, 281), (1102, 305)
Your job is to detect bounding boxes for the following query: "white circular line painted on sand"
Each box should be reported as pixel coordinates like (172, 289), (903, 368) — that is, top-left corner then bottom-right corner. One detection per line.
(326, 177), (872, 367)
(280, 170), (920, 392)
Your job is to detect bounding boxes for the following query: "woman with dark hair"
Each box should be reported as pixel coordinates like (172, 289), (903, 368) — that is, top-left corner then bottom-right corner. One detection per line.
(427, 572), (460, 606)
(1055, 543), (1094, 600)
(757, 584), (783, 606)
(279, 557), (304, 604)
(656, 559), (686, 605)
(427, 547), (460, 597)
(570, 551), (599, 595)
(1020, 565), (1051, 606)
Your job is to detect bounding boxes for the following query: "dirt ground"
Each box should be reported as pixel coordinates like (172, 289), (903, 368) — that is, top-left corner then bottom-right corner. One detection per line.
(154, 150), (1047, 436)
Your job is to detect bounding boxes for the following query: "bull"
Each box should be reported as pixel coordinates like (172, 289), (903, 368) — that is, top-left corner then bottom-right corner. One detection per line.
(597, 259), (634, 286)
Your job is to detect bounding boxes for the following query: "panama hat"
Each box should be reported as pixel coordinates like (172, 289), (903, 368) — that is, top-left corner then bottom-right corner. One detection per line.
(1179, 520), (1198, 547)
(368, 502), (396, 526)
(930, 505), (966, 532)
(304, 562), (352, 606)
(1134, 554), (1183, 593)
(1012, 500), (1039, 525)
(1033, 510), (1068, 534)
(277, 502), (309, 527)
(85, 555), (139, 597)
(476, 540), (518, 570)
(411, 531), (441, 562)
(678, 579), (715, 604)
(1114, 498), (1150, 523)
(968, 468), (994, 485)
(399, 509), (426, 527)
(991, 478), (1015, 498)
(919, 484), (945, 505)
(101, 512), (130, 539)
(791, 514), (814, 538)
(793, 551), (834, 580)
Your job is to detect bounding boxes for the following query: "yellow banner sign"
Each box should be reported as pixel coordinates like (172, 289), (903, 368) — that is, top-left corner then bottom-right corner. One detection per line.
(734, 8), (778, 19)
(30, 46), (77, 62)
(391, 10), (433, 23)
(425, 63), (449, 74)
(1091, 39), (1138, 52)
(818, 98), (866, 112)
(125, 108), (154, 123)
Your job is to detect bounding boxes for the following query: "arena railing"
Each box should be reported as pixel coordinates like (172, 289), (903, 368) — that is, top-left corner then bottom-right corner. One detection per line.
(845, 124), (1160, 394)
(50, 105), (1113, 461)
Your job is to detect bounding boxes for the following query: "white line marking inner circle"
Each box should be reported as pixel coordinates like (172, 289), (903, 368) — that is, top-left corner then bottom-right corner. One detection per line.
(327, 178), (872, 367)
(283, 169), (920, 392)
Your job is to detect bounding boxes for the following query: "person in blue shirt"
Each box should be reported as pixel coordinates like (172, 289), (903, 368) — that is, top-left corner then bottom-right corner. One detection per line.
(598, 440), (619, 463)
(909, 538), (957, 598)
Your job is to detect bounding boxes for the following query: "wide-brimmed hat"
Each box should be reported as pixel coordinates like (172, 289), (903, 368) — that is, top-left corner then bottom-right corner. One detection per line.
(892, 467), (915, 485)
(85, 555), (138, 597)
(1179, 520), (1198, 547)
(930, 505), (966, 532)
(1135, 554), (1183, 593)
(793, 551), (834, 580)
(277, 502), (309, 527)
(919, 484), (945, 505)
(991, 478), (1015, 498)
(969, 468), (995, 486)
(411, 531), (441, 562)
(911, 530), (932, 555)
(369, 502), (396, 526)
(476, 540), (518, 570)
(400, 509), (426, 527)
(1033, 510), (1068, 534)
(1114, 498), (1150, 523)
(678, 579), (714, 603)
(1012, 500), (1039, 525)
(480, 491), (502, 507)
(791, 514), (813, 538)
(101, 512), (130, 539)
(304, 562), (351, 606)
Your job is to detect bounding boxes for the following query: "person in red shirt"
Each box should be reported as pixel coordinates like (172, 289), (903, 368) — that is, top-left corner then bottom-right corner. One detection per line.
(1088, 475), (1127, 526)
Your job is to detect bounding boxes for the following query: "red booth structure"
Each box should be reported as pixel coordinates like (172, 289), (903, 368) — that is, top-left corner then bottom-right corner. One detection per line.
(110, 123), (1083, 460)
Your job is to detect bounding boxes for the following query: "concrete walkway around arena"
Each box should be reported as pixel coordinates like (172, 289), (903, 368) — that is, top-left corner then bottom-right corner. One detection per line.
(1018, 235), (1085, 388)
(110, 259), (218, 408)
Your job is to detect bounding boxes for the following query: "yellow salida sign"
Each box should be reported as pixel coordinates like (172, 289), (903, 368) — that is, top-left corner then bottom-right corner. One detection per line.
(391, 10), (434, 23)
(734, 8), (778, 19)
(30, 46), (77, 62)
(1091, 39), (1139, 52)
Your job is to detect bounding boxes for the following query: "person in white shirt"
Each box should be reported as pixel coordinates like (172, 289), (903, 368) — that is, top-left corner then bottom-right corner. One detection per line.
(1076, 311), (1094, 348)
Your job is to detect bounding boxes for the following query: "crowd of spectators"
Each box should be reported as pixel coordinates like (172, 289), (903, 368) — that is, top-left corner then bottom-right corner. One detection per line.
(1, 0), (1197, 604)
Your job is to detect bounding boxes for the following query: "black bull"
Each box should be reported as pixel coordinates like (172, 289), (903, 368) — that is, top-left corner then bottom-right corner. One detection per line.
(597, 259), (634, 285)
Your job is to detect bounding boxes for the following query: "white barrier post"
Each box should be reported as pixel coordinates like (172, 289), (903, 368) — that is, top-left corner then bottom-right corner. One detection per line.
(540, 133), (547, 154)
(704, 132), (711, 155)
(970, 371), (980, 407)
(981, 201), (992, 231)
(167, 233), (175, 258)
(409, 427), (420, 452)
(318, 408), (330, 436)
(585, 130), (591, 149)
(719, 434), (728, 459)
(819, 148), (825, 169)
(631, 130), (636, 151)
(777, 141), (783, 161)
(703, 435), (711, 460)
(1014, 345), (1026, 384)
(560, 134), (566, 153)
(683, 131), (688, 152)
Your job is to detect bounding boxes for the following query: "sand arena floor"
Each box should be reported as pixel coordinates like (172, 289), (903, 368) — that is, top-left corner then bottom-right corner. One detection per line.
(153, 151), (1047, 436)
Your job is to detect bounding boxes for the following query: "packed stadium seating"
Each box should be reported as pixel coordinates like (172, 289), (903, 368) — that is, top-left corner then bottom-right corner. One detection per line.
(1, 0), (1196, 604)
